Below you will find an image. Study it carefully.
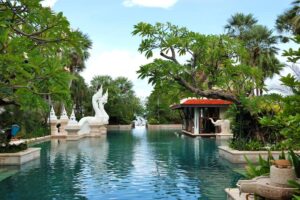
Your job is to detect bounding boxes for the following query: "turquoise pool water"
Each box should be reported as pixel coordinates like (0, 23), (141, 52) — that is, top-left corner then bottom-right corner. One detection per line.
(0, 129), (243, 199)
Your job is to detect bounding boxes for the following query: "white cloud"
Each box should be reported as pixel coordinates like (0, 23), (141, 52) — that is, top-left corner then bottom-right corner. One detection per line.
(81, 49), (154, 98)
(123, 0), (178, 9)
(41, 0), (58, 8)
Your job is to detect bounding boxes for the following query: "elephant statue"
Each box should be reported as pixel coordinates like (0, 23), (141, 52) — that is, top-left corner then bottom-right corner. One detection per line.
(208, 118), (231, 135)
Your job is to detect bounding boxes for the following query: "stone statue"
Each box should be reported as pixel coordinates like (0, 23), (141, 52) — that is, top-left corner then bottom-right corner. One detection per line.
(78, 86), (109, 133)
(209, 118), (231, 135)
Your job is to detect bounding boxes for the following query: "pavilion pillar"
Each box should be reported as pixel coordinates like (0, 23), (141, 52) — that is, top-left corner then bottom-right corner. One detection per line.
(183, 108), (187, 130)
(194, 108), (200, 134)
(200, 108), (204, 134)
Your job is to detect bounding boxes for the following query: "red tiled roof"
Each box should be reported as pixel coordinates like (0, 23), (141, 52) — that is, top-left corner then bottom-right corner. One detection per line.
(182, 99), (232, 105)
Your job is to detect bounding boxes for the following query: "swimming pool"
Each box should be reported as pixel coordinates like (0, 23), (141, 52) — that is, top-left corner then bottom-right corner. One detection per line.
(0, 128), (242, 199)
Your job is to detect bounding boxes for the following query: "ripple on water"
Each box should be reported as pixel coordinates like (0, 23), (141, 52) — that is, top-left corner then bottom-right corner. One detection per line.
(0, 130), (243, 200)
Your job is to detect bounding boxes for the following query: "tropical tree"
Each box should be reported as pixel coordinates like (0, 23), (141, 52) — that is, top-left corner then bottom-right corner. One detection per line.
(0, 0), (92, 134)
(145, 82), (191, 124)
(258, 3), (300, 149)
(133, 22), (273, 142)
(66, 31), (92, 74)
(276, 0), (300, 36)
(70, 75), (92, 119)
(224, 13), (258, 39)
(133, 22), (260, 104)
(225, 13), (283, 96)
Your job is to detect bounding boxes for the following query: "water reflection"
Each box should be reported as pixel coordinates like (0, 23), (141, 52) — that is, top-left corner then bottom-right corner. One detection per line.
(0, 129), (242, 200)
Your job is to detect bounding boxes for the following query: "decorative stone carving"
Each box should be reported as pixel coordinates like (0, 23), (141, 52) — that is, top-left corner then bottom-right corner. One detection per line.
(49, 106), (58, 136)
(60, 105), (69, 120)
(49, 106), (57, 121)
(237, 160), (299, 199)
(67, 109), (78, 125)
(78, 86), (109, 135)
(59, 105), (69, 135)
(209, 118), (232, 135)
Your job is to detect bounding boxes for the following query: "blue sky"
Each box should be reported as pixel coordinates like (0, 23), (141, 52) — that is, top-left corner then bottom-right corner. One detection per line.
(43, 0), (293, 98)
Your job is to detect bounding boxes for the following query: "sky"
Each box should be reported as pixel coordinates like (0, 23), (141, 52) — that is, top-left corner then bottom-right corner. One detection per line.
(42, 0), (293, 98)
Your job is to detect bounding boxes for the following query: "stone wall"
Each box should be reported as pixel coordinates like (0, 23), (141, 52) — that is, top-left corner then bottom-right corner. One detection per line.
(147, 124), (182, 130)
(107, 125), (132, 130)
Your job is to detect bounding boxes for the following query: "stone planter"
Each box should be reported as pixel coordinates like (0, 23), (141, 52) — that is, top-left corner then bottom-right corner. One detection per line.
(270, 165), (296, 185)
(0, 148), (41, 165)
(218, 146), (299, 164)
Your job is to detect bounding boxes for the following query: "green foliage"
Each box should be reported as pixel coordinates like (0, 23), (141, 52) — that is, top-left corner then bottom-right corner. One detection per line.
(280, 73), (300, 95)
(70, 75), (92, 119)
(0, 0), (91, 108)
(0, 0), (92, 137)
(288, 150), (300, 199)
(279, 150), (286, 160)
(243, 150), (300, 199)
(289, 150), (300, 178)
(0, 105), (50, 138)
(230, 139), (265, 151)
(244, 154), (273, 179)
(133, 21), (284, 146)
(145, 83), (188, 124)
(147, 118), (160, 125)
(227, 94), (284, 148)
(0, 129), (27, 153)
(0, 143), (27, 153)
(134, 22), (265, 101)
(276, 0), (300, 36)
(288, 180), (300, 199)
(225, 13), (282, 89)
(259, 69), (300, 149)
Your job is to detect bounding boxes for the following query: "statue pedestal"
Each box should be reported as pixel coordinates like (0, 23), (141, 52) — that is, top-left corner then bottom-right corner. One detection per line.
(50, 120), (58, 136)
(60, 119), (69, 135)
(89, 122), (107, 137)
(65, 125), (82, 141)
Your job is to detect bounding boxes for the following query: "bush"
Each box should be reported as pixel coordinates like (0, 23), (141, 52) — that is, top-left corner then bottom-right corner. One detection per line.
(0, 131), (28, 153)
(147, 118), (160, 124)
(0, 143), (27, 153)
(229, 139), (265, 151)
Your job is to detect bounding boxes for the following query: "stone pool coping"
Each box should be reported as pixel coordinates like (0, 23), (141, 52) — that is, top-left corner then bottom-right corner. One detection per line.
(147, 124), (182, 129)
(0, 148), (41, 166)
(25, 135), (51, 144)
(107, 124), (132, 130)
(219, 146), (300, 164)
(225, 188), (253, 200)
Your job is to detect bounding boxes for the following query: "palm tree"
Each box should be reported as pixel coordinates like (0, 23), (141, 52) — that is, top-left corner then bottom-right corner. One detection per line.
(225, 14), (282, 95)
(64, 30), (92, 88)
(224, 13), (258, 39)
(67, 31), (92, 74)
(276, 0), (300, 36)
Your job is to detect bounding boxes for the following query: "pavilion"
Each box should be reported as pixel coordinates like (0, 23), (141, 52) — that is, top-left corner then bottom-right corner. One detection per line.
(171, 98), (232, 137)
